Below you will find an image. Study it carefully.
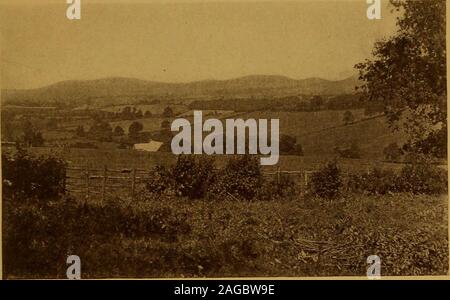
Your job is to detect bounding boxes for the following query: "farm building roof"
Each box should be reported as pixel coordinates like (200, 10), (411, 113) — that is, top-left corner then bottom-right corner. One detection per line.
(133, 140), (164, 152)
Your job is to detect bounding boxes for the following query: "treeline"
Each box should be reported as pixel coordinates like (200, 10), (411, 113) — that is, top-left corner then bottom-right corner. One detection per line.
(74, 120), (149, 145)
(189, 93), (368, 112)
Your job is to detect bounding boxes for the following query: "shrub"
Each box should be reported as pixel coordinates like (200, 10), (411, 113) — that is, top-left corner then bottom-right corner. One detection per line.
(113, 125), (125, 136)
(87, 120), (113, 142)
(2, 150), (66, 200)
(258, 172), (299, 200)
(346, 168), (399, 195)
(2, 195), (191, 278)
(145, 155), (215, 199)
(345, 158), (447, 195)
(398, 162), (447, 195)
(308, 160), (342, 199)
(147, 155), (292, 201)
(171, 155), (215, 199)
(146, 165), (174, 195)
(279, 134), (303, 156)
(208, 155), (262, 200)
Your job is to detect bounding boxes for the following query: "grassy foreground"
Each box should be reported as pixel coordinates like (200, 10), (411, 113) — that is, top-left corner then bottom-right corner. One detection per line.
(4, 192), (448, 279)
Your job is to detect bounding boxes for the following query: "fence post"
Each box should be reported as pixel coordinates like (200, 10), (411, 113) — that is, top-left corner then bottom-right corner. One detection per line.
(131, 168), (136, 199)
(304, 171), (309, 187)
(102, 165), (107, 202)
(63, 167), (67, 195)
(85, 165), (90, 201)
(276, 166), (281, 185)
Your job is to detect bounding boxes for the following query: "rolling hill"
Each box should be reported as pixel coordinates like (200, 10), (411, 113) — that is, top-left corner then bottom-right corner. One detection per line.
(239, 109), (407, 160)
(1, 75), (360, 107)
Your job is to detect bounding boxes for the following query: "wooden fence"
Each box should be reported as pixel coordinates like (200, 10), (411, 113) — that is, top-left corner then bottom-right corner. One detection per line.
(65, 165), (317, 201)
(65, 166), (148, 201)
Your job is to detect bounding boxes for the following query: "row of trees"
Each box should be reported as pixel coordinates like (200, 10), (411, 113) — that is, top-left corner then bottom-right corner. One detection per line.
(189, 94), (366, 113)
(75, 120), (145, 143)
(114, 106), (175, 120)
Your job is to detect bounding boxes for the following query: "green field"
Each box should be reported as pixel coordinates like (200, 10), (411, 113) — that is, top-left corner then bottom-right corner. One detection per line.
(240, 109), (404, 159)
(240, 109), (366, 136)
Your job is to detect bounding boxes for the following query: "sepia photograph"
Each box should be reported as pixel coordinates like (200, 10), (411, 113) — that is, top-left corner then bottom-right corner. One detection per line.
(0, 0), (448, 280)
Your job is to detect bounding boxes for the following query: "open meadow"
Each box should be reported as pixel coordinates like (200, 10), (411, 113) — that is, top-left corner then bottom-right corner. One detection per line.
(3, 192), (448, 278)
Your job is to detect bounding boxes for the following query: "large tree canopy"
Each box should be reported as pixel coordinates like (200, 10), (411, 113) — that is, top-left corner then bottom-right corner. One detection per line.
(356, 0), (446, 158)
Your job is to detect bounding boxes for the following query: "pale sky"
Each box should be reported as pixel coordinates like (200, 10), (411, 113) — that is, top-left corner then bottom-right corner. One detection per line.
(0, 0), (398, 89)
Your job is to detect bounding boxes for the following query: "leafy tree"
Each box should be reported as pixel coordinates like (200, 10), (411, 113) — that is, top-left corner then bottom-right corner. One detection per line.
(356, 0), (446, 158)
(128, 121), (143, 140)
(343, 110), (355, 125)
(161, 120), (171, 129)
(163, 106), (174, 118)
(113, 125), (125, 136)
(120, 106), (134, 120)
(88, 121), (112, 142)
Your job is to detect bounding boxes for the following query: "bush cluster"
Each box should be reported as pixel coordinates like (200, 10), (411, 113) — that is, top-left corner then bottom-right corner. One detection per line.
(208, 155), (262, 200)
(146, 155), (297, 200)
(308, 159), (447, 198)
(3, 196), (191, 278)
(146, 155), (216, 199)
(308, 160), (342, 199)
(2, 150), (66, 200)
(346, 168), (399, 195)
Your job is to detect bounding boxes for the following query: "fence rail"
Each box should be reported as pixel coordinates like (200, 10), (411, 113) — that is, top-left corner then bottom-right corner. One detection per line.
(65, 165), (318, 201)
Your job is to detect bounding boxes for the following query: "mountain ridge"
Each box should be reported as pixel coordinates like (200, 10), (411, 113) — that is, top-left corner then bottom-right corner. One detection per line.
(2, 74), (361, 107)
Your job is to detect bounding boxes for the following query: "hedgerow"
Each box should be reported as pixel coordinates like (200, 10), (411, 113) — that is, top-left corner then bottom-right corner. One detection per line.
(146, 155), (300, 201)
(146, 155), (447, 201)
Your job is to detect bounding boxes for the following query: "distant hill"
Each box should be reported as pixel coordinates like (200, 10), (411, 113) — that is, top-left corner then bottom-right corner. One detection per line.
(1, 75), (360, 107)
